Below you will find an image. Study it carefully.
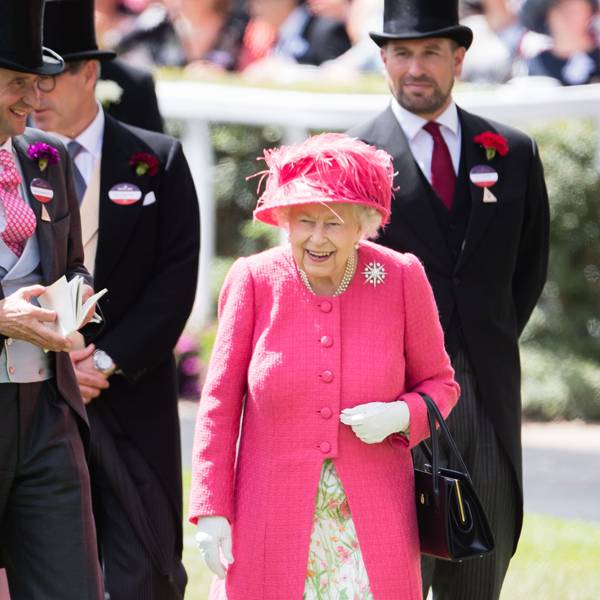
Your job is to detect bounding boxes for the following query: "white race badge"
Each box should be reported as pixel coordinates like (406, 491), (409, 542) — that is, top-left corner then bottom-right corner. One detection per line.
(108, 183), (142, 206)
(469, 165), (498, 189)
(30, 178), (54, 203)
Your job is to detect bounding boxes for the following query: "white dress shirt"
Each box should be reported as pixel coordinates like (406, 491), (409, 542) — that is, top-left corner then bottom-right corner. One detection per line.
(390, 98), (462, 182)
(55, 103), (105, 185)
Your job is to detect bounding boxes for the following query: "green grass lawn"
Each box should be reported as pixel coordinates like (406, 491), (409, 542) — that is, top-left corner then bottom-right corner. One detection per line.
(182, 472), (600, 599)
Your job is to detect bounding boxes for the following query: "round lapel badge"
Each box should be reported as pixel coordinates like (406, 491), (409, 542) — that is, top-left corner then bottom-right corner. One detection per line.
(30, 178), (54, 203)
(108, 183), (142, 206)
(469, 165), (499, 188)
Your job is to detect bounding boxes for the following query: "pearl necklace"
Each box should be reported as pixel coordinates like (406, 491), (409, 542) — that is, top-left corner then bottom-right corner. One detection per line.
(298, 251), (357, 297)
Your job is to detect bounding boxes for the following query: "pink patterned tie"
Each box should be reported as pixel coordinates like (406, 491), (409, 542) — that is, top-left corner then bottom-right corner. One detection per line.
(0, 149), (37, 257)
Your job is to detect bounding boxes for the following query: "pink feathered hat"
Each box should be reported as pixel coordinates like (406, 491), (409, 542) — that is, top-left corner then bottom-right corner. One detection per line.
(252, 133), (394, 227)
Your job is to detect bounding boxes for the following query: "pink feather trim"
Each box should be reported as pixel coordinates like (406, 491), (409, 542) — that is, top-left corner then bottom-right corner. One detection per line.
(252, 133), (395, 226)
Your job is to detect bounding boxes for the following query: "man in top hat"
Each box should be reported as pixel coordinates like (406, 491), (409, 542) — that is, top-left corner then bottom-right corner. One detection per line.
(0, 0), (104, 598)
(33, 1), (200, 598)
(349, 0), (549, 598)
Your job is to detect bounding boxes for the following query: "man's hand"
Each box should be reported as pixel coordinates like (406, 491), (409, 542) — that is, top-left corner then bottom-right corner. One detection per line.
(80, 284), (98, 328)
(0, 285), (71, 352)
(69, 343), (110, 404)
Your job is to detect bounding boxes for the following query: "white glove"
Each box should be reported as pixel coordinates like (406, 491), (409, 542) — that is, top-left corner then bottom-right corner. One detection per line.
(195, 516), (234, 579)
(340, 401), (410, 444)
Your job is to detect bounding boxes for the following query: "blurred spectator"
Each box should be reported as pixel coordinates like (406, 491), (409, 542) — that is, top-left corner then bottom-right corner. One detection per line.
(521, 0), (600, 85)
(95, 0), (138, 49)
(243, 0), (351, 67)
(114, 0), (247, 71)
(317, 0), (384, 74)
(307, 0), (351, 22)
(461, 0), (527, 83)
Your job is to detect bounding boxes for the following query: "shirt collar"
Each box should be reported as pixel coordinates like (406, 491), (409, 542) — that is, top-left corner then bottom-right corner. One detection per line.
(390, 97), (460, 140)
(55, 103), (105, 159)
(0, 138), (13, 153)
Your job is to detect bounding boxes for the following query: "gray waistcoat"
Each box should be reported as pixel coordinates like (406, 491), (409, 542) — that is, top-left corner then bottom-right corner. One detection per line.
(0, 230), (53, 383)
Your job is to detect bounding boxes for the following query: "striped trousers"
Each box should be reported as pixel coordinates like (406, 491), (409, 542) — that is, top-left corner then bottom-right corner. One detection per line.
(414, 350), (518, 600)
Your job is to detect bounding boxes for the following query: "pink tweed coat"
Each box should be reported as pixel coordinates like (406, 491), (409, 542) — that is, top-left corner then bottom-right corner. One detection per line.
(189, 241), (460, 600)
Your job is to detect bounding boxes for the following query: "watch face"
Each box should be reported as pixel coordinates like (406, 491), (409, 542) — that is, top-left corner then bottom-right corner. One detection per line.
(94, 351), (113, 371)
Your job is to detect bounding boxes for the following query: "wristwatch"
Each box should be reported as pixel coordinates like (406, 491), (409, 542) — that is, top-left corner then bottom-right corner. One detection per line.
(93, 349), (115, 376)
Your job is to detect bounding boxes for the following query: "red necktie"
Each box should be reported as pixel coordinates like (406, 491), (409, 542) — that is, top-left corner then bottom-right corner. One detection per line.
(0, 149), (37, 257)
(423, 121), (456, 210)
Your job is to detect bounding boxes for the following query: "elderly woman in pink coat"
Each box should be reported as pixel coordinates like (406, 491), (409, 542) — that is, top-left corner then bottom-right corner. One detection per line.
(189, 133), (460, 600)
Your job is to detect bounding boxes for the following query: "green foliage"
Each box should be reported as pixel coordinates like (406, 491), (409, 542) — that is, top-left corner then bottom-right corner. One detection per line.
(520, 121), (600, 421)
(211, 124), (283, 257)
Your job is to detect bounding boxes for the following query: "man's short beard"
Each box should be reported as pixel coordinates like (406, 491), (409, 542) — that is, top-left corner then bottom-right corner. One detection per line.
(395, 81), (453, 117)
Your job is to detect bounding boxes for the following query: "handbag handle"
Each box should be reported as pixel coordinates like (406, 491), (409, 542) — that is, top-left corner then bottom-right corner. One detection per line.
(418, 393), (473, 495)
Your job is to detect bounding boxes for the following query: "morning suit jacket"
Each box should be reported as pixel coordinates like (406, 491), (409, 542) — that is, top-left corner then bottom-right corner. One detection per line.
(100, 59), (164, 134)
(88, 113), (199, 552)
(0, 129), (92, 429)
(295, 14), (351, 66)
(349, 106), (550, 545)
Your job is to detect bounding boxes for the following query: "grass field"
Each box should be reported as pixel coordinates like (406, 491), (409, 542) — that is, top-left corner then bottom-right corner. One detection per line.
(181, 473), (600, 599)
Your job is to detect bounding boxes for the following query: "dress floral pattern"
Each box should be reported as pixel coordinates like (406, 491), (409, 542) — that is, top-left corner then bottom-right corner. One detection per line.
(303, 460), (374, 600)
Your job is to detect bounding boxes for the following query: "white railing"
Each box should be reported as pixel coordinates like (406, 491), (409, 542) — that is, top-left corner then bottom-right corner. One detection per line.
(156, 79), (600, 325)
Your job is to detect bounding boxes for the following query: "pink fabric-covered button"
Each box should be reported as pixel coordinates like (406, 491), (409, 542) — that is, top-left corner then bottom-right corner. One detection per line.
(319, 301), (332, 313)
(320, 407), (333, 419)
(320, 370), (334, 383)
(319, 441), (331, 453)
(320, 335), (333, 347)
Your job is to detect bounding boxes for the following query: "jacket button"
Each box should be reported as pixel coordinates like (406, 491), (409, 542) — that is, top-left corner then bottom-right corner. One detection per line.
(320, 370), (334, 383)
(452, 277), (461, 286)
(38, 368), (45, 376)
(320, 335), (333, 347)
(320, 407), (333, 419)
(319, 300), (332, 313)
(319, 441), (331, 453)
(8, 366), (15, 375)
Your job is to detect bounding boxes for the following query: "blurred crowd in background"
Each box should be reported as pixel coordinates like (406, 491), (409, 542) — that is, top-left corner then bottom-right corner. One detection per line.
(94, 0), (600, 86)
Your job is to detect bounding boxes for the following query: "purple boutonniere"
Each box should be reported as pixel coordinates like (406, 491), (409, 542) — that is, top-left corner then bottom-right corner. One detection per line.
(28, 142), (60, 172)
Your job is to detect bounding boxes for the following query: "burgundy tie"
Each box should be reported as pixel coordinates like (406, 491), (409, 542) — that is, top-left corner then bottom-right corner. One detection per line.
(423, 121), (456, 210)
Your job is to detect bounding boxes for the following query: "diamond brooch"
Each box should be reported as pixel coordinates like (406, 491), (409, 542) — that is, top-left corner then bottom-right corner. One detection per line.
(363, 261), (386, 287)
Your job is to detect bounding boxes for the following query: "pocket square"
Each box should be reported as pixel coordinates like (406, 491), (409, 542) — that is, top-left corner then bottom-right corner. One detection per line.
(142, 191), (157, 206)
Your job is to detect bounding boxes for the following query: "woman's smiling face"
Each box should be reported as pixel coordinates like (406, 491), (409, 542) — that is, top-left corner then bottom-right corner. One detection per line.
(288, 202), (361, 293)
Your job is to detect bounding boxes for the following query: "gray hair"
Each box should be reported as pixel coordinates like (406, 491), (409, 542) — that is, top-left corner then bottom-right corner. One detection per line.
(271, 203), (383, 240)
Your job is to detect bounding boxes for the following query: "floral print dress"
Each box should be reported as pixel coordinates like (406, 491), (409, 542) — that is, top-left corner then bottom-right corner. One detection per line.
(303, 459), (374, 600)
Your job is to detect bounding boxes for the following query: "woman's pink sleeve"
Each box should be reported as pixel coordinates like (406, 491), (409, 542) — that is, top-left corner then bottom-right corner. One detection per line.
(188, 258), (255, 524)
(396, 254), (460, 449)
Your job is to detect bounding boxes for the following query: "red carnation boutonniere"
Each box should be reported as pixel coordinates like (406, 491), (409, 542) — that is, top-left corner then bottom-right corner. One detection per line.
(129, 152), (159, 176)
(473, 132), (509, 161)
(27, 142), (60, 172)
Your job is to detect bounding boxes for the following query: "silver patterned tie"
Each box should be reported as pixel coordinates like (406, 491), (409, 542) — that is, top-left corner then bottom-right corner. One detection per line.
(67, 140), (87, 204)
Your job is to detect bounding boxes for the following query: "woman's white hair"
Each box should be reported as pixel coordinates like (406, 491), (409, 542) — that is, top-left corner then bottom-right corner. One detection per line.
(271, 203), (383, 240)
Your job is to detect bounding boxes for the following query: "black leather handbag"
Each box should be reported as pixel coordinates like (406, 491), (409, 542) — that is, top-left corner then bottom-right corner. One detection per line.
(414, 393), (495, 562)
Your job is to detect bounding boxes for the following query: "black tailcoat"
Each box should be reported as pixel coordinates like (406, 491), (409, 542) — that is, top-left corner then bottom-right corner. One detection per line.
(89, 114), (199, 555)
(100, 59), (164, 134)
(2, 129), (92, 429)
(349, 106), (549, 545)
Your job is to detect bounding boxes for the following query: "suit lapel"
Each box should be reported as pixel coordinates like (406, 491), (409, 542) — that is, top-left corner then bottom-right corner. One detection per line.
(13, 135), (57, 284)
(376, 107), (452, 271)
(96, 114), (146, 285)
(454, 109), (501, 272)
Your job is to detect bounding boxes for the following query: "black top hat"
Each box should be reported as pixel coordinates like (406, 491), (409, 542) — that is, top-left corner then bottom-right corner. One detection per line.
(0, 0), (64, 75)
(520, 0), (598, 35)
(43, 0), (116, 62)
(370, 0), (473, 49)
